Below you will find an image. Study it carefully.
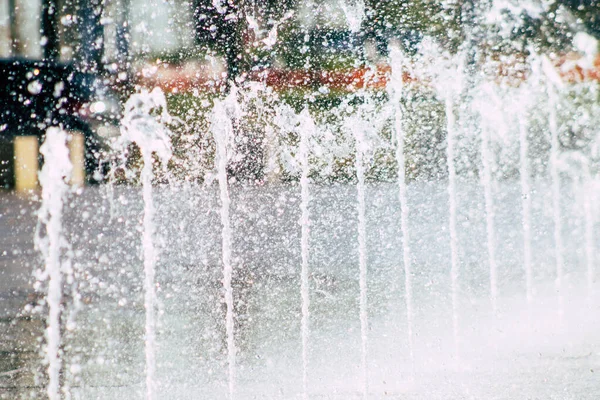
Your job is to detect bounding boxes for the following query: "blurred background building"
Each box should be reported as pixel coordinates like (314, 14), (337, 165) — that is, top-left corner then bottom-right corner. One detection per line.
(1, 0), (598, 79)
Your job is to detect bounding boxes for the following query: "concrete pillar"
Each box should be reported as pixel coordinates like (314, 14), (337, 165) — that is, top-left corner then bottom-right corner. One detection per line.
(14, 136), (39, 193)
(68, 132), (85, 187)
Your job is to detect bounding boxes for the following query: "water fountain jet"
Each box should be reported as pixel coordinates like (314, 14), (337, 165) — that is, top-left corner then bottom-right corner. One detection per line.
(36, 128), (73, 400)
(119, 88), (173, 400)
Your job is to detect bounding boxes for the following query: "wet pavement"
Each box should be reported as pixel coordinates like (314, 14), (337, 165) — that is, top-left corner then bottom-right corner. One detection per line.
(1, 183), (600, 399)
(0, 192), (45, 398)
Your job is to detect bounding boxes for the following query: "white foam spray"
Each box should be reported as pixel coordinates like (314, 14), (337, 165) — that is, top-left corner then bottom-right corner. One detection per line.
(388, 45), (414, 371)
(210, 91), (239, 400)
(481, 123), (498, 315)
(340, 0), (366, 34)
(417, 40), (463, 360)
(298, 108), (315, 399)
(348, 111), (369, 399)
(36, 128), (73, 400)
(120, 88), (172, 400)
(542, 57), (565, 321)
(518, 108), (533, 313)
(583, 179), (595, 307)
(445, 90), (461, 359)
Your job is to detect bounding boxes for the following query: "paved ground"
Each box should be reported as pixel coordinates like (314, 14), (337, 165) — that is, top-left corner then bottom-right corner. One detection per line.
(1, 183), (600, 399)
(0, 192), (45, 398)
(0, 192), (37, 300)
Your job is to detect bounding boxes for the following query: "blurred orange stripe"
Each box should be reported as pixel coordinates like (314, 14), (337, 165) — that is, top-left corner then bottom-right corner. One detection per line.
(136, 54), (600, 93)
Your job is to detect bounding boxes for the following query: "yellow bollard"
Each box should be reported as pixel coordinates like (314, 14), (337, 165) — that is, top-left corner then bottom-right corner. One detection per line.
(68, 132), (85, 187)
(14, 136), (39, 193)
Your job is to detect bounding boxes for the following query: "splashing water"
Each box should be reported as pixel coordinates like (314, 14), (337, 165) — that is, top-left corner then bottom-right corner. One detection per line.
(210, 90), (239, 400)
(36, 128), (73, 400)
(388, 44), (414, 373)
(5, 2), (600, 399)
(298, 107), (315, 400)
(119, 88), (172, 400)
(542, 57), (565, 322)
(478, 85), (499, 316)
(417, 41), (465, 360)
(346, 109), (370, 399)
(518, 104), (533, 315)
(445, 88), (461, 361)
(562, 154), (596, 309)
(583, 178), (596, 307)
(340, 0), (366, 34)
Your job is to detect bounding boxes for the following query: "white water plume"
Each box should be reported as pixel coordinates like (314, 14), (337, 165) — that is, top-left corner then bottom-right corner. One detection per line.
(354, 121), (369, 399)
(344, 102), (377, 399)
(36, 128), (73, 400)
(388, 45), (414, 372)
(340, 0), (365, 33)
(543, 63), (565, 322)
(119, 87), (172, 400)
(298, 107), (316, 399)
(210, 89), (240, 400)
(413, 40), (466, 359)
(475, 83), (506, 317)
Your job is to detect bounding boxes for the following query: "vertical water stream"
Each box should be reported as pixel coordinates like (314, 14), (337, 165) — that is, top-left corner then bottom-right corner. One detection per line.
(119, 89), (172, 400)
(298, 108), (314, 400)
(481, 125), (498, 314)
(353, 119), (369, 399)
(212, 98), (236, 400)
(445, 92), (461, 359)
(546, 79), (564, 321)
(37, 128), (73, 400)
(389, 46), (414, 371)
(518, 110), (533, 313)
